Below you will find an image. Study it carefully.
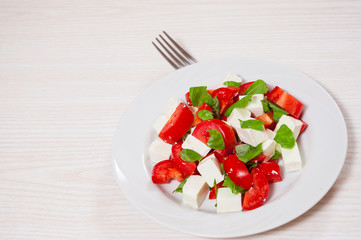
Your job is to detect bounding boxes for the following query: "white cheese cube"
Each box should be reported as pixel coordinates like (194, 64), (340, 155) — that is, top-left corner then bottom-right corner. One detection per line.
(163, 98), (182, 118)
(222, 72), (243, 84)
(274, 115), (303, 140)
(182, 175), (209, 209)
(281, 142), (302, 172)
(235, 127), (269, 147)
(148, 139), (172, 163)
(262, 139), (276, 161)
(197, 154), (224, 187)
(239, 94), (265, 117)
(153, 115), (169, 134)
(217, 188), (242, 213)
(182, 134), (211, 157)
(276, 143), (282, 153)
(227, 108), (252, 129)
(265, 129), (276, 140)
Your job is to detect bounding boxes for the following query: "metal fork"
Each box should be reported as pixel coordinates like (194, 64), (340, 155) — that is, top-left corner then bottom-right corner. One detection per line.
(152, 31), (197, 69)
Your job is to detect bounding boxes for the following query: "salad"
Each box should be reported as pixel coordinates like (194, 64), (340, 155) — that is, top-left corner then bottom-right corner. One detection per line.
(148, 72), (307, 212)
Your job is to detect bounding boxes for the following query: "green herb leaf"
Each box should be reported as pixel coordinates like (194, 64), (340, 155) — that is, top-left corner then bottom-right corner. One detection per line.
(274, 124), (295, 149)
(207, 130), (225, 150)
(235, 143), (263, 163)
(261, 100), (270, 112)
(210, 97), (220, 119)
(245, 162), (258, 171)
(267, 101), (289, 122)
(172, 176), (189, 193)
(197, 110), (214, 121)
(220, 163), (225, 175)
(224, 95), (252, 117)
(189, 86), (207, 107)
(243, 79), (268, 95)
(223, 81), (242, 88)
(180, 149), (202, 162)
(239, 119), (264, 131)
(214, 179), (218, 197)
(222, 176), (247, 194)
(271, 150), (281, 159)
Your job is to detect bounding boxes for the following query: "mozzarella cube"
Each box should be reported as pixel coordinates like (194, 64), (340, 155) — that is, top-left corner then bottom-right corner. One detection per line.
(197, 154), (224, 187)
(239, 94), (264, 117)
(262, 139), (276, 161)
(148, 139), (172, 163)
(217, 188), (242, 213)
(274, 115), (303, 140)
(182, 134), (211, 157)
(235, 127), (269, 147)
(281, 142), (302, 172)
(227, 108), (252, 129)
(153, 115), (169, 134)
(265, 129), (276, 139)
(222, 72), (243, 84)
(163, 98), (182, 118)
(182, 175), (209, 209)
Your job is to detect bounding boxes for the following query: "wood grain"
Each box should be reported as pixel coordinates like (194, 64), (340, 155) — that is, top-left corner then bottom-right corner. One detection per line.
(0, 0), (360, 239)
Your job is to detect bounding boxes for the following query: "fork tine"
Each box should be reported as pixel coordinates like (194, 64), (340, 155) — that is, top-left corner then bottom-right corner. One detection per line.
(152, 42), (179, 70)
(156, 38), (185, 68)
(163, 31), (197, 63)
(159, 35), (191, 65)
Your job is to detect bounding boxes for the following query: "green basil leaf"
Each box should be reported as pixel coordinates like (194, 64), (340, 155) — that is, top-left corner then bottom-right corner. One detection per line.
(210, 96), (220, 119)
(197, 110), (214, 121)
(223, 81), (242, 88)
(245, 162), (258, 171)
(222, 176), (247, 195)
(214, 179), (218, 197)
(235, 143), (263, 163)
(220, 163), (225, 175)
(271, 150), (281, 159)
(261, 100), (270, 112)
(224, 95), (252, 117)
(180, 149), (202, 162)
(189, 86), (207, 107)
(274, 124), (295, 149)
(239, 119), (264, 131)
(172, 176), (189, 193)
(207, 130), (225, 150)
(266, 100), (289, 122)
(243, 79), (268, 95)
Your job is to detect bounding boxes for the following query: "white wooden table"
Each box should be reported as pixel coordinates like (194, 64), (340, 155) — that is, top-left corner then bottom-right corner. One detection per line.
(1, 0), (361, 239)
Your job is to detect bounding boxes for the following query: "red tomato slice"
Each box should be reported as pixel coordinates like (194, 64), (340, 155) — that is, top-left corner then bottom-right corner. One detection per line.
(257, 162), (282, 183)
(248, 153), (266, 163)
(193, 103), (213, 127)
(212, 87), (240, 115)
(214, 148), (233, 164)
(223, 154), (252, 190)
(239, 81), (255, 95)
(208, 181), (224, 199)
(158, 103), (194, 144)
(185, 92), (192, 106)
(152, 160), (184, 184)
(192, 119), (236, 150)
(267, 86), (304, 118)
(255, 112), (276, 129)
(171, 142), (197, 177)
(242, 168), (269, 210)
(300, 120), (308, 133)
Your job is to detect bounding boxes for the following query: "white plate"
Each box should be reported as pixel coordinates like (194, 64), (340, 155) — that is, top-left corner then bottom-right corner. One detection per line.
(112, 58), (347, 238)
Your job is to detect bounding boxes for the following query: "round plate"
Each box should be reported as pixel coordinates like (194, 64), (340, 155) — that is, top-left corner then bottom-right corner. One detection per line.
(112, 58), (347, 238)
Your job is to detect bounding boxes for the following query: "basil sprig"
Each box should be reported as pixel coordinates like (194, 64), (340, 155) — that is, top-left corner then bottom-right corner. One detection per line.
(180, 149), (202, 162)
(207, 130), (225, 150)
(239, 119), (264, 131)
(243, 79), (268, 95)
(274, 124), (295, 149)
(235, 143), (263, 163)
(189, 86), (220, 118)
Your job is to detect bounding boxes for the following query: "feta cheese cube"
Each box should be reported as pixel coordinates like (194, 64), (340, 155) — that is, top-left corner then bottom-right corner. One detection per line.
(265, 129), (276, 139)
(281, 142), (302, 172)
(222, 72), (243, 84)
(217, 188), (242, 213)
(227, 108), (252, 129)
(163, 98), (182, 118)
(182, 175), (209, 209)
(235, 127), (269, 147)
(182, 134), (211, 157)
(274, 115), (303, 140)
(239, 94), (265, 117)
(148, 139), (172, 163)
(197, 154), (224, 187)
(262, 139), (276, 161)
(153, 115), (169, 134)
